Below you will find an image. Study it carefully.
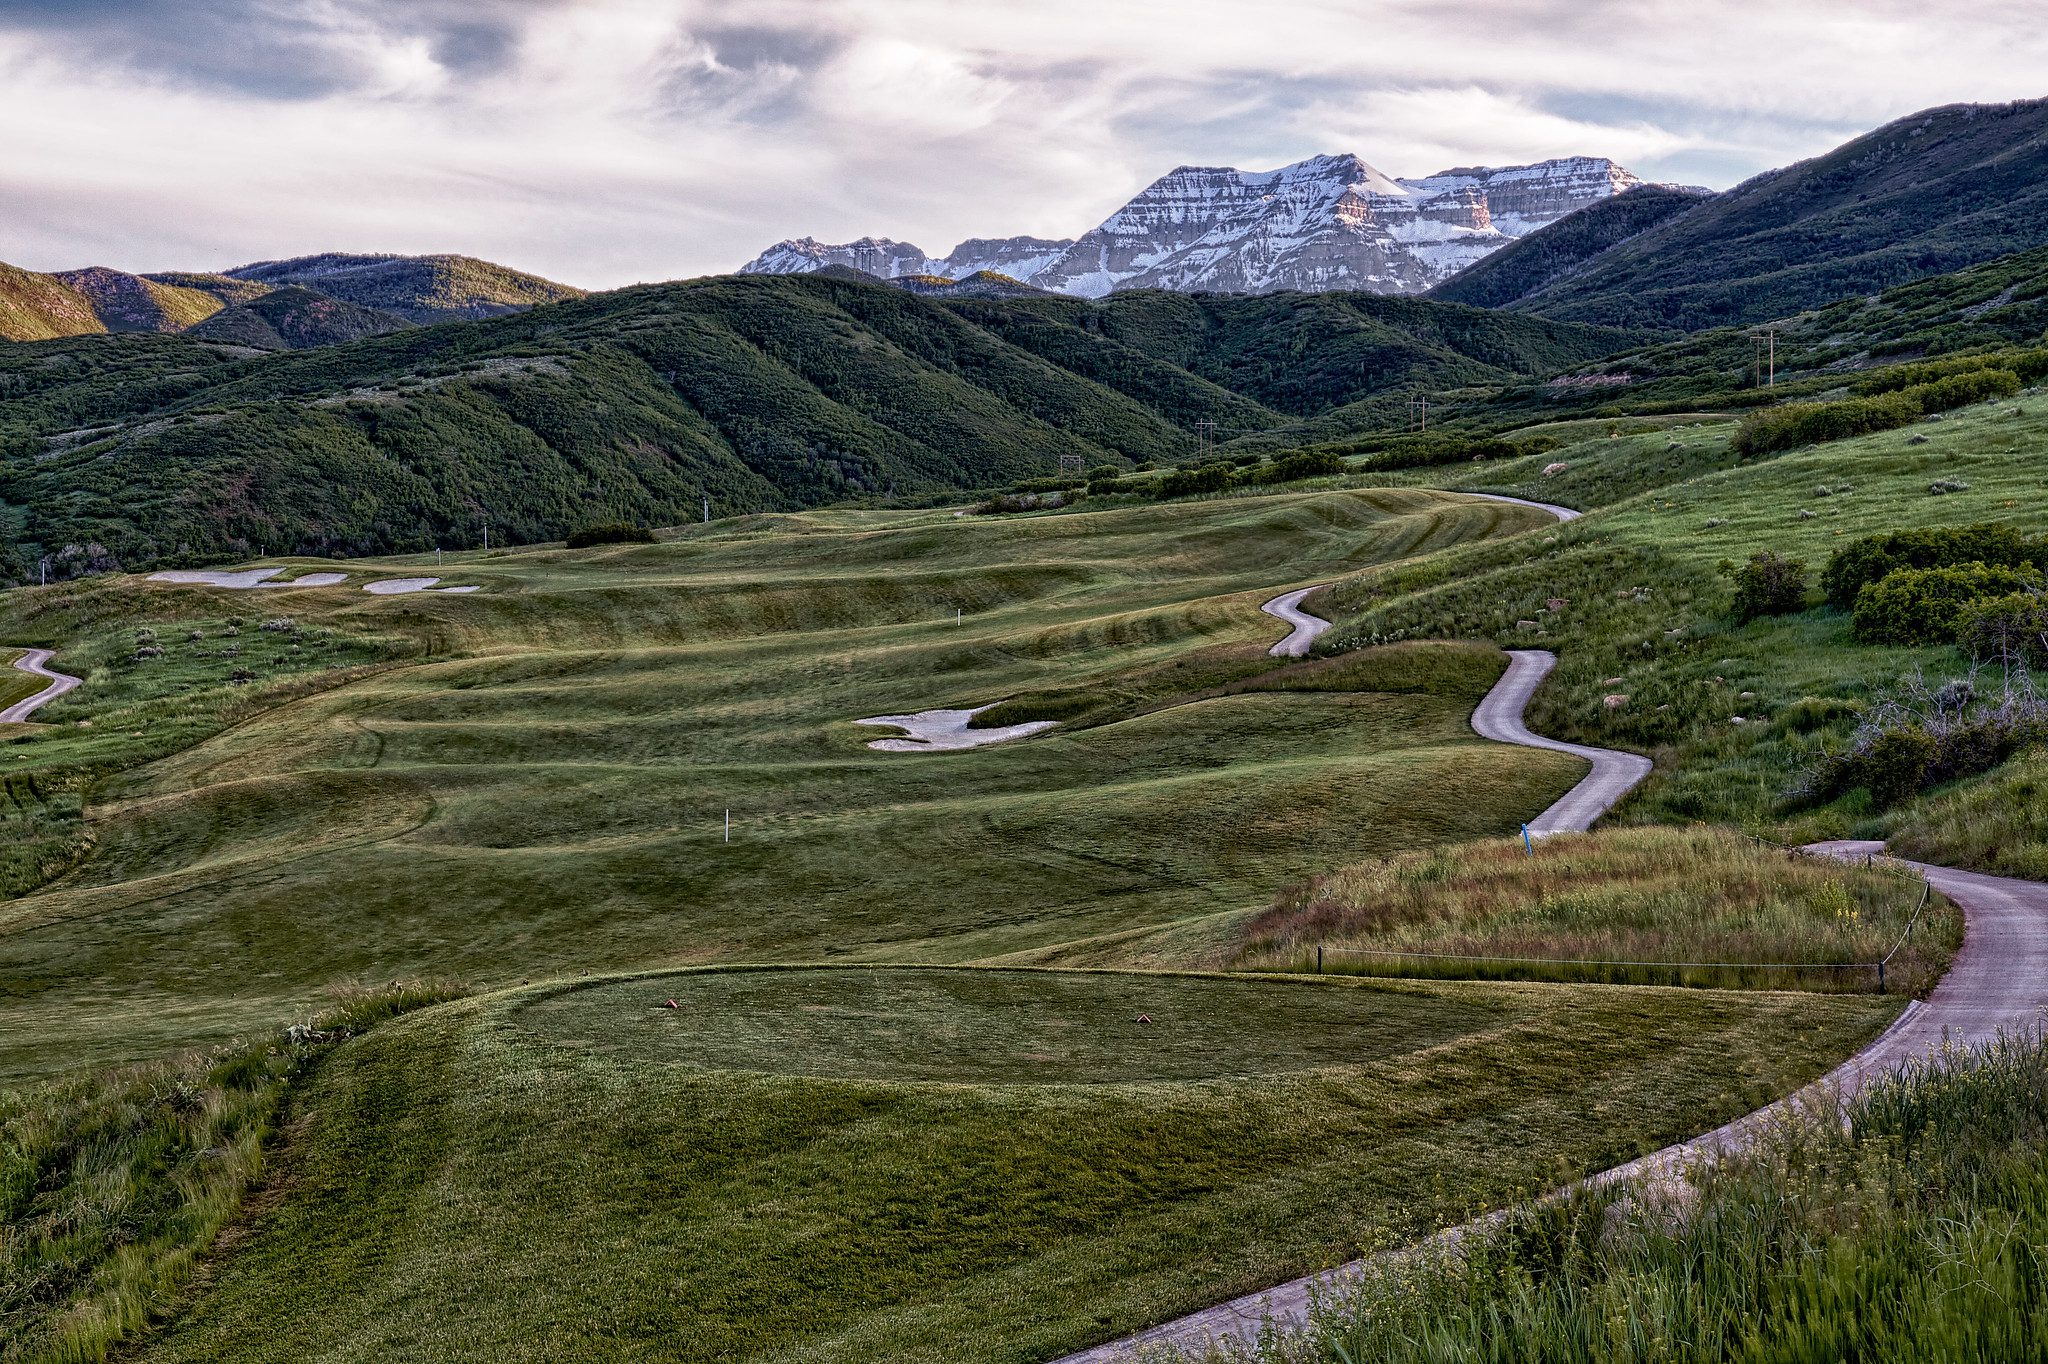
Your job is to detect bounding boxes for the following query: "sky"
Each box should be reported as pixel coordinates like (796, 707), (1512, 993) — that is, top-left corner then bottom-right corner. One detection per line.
(3, 0), (2046, 289)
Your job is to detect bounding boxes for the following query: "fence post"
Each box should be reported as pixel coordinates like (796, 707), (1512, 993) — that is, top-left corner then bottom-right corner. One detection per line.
(1316, 946), (1324, 974)
(1877, 958), (1886, 994)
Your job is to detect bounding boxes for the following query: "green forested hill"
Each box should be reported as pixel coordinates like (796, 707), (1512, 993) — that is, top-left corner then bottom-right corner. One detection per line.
(1490, 98), (2048, 330)
(1427, 185), (1710, 311)
(0, 272), (1634, 574)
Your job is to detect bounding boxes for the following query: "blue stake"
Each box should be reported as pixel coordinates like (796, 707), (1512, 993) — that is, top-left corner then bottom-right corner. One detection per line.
(1523, 823), (1534, 856)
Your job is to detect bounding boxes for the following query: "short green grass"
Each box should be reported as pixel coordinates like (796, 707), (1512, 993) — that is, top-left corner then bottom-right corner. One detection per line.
(0, 489), (1581, 1078)
(130, 967), (1894, 1364)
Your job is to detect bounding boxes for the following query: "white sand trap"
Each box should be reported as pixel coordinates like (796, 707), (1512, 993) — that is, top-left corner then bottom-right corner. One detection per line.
(363, 577), (481, 595)
(855, 705), (1057, 752)
(147, 568), (348, 589)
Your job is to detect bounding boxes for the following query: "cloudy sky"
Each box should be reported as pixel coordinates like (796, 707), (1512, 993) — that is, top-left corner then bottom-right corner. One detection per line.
(3, 0), (2045, 288)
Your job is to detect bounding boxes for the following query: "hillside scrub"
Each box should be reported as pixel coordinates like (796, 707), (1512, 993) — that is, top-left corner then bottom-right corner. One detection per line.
(562, 522), (656, 549)
(1852, 344), (2048, 394)
(1797, 671), (2048, 810)
(1889, 746), (2048, 879)
(1230, 826), (1951, 994)
(0, 981), (461, 1364)
(1727, 550), (1808, 623)
(1850, 561), (2041, 644)
(1232, 1033), (2048, 1364)
(1820, 521), (2041, 609)
(1731, 369), (2021, 457)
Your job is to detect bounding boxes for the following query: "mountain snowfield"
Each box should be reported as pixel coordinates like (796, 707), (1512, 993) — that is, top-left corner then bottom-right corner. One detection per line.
(741, 152), (1643, 296)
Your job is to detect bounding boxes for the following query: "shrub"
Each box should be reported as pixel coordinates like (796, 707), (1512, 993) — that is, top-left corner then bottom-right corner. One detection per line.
(1852, 562), (2042, 645)
(1859, 726), (1939, 806)
(564, 522), (656, 549)
(1256, 448), (1344, 484)
(1156, 462), (1237, 498)
(1732, 390), (1919, 457)
(1728, 551), (1808, 623)
(1958, 591), (2048, 669)
(1821, 522), (2039, 609)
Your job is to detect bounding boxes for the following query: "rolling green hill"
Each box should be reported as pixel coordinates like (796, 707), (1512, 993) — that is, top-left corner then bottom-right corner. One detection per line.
(215, 252), (586, 323)
(0, 261), (224, 342)
(1490, 98), (2048, 330)
(186, 285), (416, 351)
(0, 272), (1636, 573)
(1428, 184), (1710, 312)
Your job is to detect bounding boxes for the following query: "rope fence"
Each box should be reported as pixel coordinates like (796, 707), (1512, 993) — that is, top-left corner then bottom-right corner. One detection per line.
(1301, 836), (1936, 994)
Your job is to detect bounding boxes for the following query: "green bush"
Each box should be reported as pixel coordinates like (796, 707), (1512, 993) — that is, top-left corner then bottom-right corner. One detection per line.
(1728, 551), (1808, 623)
(1859, 726), (1939, 806)
(1821, 522), (2039, 609)
(1156, 462), (1237, 498)
(1257, 448), (1344, 484)
(1957, 591), (2048, 667)
(1851, 562), (2043, 645)
(564, 522), (657, 549)
(1854, 346), (2048, 394)
(1732, 391), (1920, 457)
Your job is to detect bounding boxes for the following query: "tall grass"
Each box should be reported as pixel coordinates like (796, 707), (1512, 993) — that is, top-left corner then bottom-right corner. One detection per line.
(1232, 826), (1954, 993)
(0, 981), (460, 1363)
(1211, 1032), (2048, 1363)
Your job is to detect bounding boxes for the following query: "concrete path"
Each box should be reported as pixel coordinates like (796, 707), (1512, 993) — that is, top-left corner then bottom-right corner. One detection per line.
(1260, 587), (1328, 658)
(1472, 650), (1653, 836)
(0, 648), (82, 723)
(1052, 791), (2048, 1359)
(1257, 489), (1577, 662)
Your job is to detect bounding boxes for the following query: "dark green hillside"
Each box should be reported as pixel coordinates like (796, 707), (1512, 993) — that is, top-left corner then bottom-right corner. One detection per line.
(0, 272), (1633, 571)
(187, 286), (415, 351)
(222, 252), (586, 323)
(1428, 185), (1711, 310)
(1504, 98), (2048, 330)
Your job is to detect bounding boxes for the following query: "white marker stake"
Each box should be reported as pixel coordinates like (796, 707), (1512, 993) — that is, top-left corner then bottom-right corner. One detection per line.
(724, 808), (730, 843)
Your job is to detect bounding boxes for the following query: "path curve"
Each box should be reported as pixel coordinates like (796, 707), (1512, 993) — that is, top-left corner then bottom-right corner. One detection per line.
(1056, 837), (2048, 1363)
(1256, 489), (1577, 661)
(1473, 650), (1653, 835)
(0, 648), (81, 724)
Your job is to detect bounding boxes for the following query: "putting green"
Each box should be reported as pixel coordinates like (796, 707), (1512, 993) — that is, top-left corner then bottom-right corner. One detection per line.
(512, 967), (1511, 1083)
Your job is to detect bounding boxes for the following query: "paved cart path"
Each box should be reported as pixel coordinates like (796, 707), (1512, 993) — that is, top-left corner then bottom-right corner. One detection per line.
(0, 648), (82, 723)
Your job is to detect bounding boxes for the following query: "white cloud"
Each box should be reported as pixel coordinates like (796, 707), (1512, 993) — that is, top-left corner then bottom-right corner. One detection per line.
(0, 0), (2044, 286)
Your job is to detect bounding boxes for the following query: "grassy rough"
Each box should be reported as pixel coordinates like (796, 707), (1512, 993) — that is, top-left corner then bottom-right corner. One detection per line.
(1232, 826), (1956, 994)
(130, 967), (1894, 1364)
(1888, 745), (2048, 879)
(1227, 1031), (2048, 1364)
(0, 981), (460, 1364)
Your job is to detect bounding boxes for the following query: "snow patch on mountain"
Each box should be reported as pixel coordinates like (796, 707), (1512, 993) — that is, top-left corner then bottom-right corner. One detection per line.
(740, 153), (1645, 297)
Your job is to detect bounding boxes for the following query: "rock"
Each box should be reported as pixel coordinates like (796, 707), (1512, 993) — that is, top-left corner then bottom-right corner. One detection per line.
(1542, 461), (1570, 476)
(1797, 508), (1817, 519)
(1730, 715), (1746, 724)
(1516, 619), (1541, 633)
(1545, 597), (1568, 612)
(1603, 677), (1624, 686)
(1603, 693), (1629, 709)
(1908, 434), (1930, 445)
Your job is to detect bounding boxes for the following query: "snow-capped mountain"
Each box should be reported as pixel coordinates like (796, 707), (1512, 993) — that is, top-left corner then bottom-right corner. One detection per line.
(739, 153), (1642, 297)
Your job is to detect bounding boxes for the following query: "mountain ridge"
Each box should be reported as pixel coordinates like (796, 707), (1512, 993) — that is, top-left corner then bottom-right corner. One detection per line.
(741, 152), (1644, 297)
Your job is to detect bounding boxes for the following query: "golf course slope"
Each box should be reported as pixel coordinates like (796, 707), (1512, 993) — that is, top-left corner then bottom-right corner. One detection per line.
(131, 967), (1890, 1364)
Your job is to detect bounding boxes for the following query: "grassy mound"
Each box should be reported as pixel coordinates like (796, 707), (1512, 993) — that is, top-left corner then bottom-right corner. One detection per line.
(1231, 826), (1956, 993)
(132, 969), (1894, 1364)
(0, 489), (1575, 1079)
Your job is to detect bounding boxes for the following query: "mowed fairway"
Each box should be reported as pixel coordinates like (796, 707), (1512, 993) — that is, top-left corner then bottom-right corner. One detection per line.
(134, 967), (1894, 1364)
(0, 488), (1582, 1076)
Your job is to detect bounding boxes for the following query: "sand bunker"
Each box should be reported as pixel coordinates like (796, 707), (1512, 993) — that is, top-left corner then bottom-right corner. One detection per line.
(363, 578), (481, 595)
(855, 704), (1056, 752)
(147, 568), (349, 589)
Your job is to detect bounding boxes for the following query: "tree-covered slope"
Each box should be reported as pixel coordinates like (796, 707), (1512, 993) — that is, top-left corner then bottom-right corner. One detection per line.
(0, 262), (223, 342)
(0, 272), (1635, 572)
(1502, 99), (2048, 330)
(187, 286), (416, 351)
(1427, 185), (1711, 311)
(220, 252), (587, 323)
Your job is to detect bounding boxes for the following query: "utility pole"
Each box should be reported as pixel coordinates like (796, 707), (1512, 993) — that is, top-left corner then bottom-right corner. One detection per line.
(703, 494), (710, 524)
(1749, 328), (1778, 388)
(1193, 420), (1217, 460)
(1409, 396), (1429, 433)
